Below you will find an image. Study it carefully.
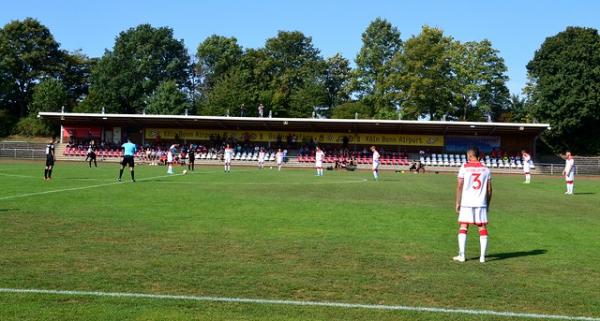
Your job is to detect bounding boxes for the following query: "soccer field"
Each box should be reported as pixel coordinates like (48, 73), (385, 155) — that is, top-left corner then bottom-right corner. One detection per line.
(0, 160), (598, 321)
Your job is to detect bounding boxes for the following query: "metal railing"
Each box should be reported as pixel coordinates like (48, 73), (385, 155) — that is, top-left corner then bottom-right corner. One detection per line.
(0, 148), (47, 159)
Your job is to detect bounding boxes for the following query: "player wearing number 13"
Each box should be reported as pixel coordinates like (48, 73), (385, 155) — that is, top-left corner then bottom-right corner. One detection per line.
(453, 147), (492, 263)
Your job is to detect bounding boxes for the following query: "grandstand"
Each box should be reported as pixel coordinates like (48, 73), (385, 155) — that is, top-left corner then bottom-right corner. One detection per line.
(37, 111), (551, 172)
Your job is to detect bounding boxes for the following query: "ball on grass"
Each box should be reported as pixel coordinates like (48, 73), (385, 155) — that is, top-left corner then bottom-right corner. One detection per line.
(182, 170), (188, 175)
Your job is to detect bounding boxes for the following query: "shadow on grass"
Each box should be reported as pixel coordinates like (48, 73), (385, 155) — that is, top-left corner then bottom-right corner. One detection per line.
(574, 192), (596, 195)
(486, 249), (547, 261)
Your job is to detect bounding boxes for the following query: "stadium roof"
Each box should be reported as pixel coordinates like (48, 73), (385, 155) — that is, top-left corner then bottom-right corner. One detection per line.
(39, 112), (550, 135)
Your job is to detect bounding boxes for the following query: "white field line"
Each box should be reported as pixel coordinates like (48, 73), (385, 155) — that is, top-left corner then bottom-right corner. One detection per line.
(0, 172), (40, 178)
(0, 173), (184, 201)
(0, 169), (271, 200)
(0, 172), (110, 181)
(152, 179), (369, 185)
(0, 169), (241, 180)
(0, 288), (598, 321)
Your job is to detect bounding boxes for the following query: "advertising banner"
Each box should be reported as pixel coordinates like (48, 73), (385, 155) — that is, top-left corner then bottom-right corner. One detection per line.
(144, 128), (444, 147)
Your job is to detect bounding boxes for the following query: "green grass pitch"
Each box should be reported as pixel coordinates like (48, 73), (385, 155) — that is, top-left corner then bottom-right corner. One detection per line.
(0, 160), (598, 321)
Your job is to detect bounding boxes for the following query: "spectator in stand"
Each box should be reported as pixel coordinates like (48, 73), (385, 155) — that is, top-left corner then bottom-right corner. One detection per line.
(240, 104), (245, 117)
(258, 103), (264, 117)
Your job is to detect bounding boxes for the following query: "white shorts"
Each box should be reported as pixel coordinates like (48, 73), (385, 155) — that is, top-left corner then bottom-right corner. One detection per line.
(225, 157), (232, 164)
(566, 172), (575, 183)
(372, 162), (380, 171)
(315, 161), (323, 168)
(167, 154), (173, 163)
(458, 207), (488, 226)
(277, 161), (283, 166)
(523, 164), (530, 174)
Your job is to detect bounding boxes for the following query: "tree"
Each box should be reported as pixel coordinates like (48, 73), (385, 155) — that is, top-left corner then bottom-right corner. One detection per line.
(28, 78), (69, 115)
(196, 35), (243, 90)
(526, 26), (600, 154)
(262, 31), (324, 117)
(331, 101), (372, 119)
(59, 51), (93, 109)
(504, 94), (530, 122)
(324, 54), (351, 110)
(88, 24), (190, 113)
(199, 67), (253, 116)
(449, 40), (510, 121)
(391, 26), (454, 120)
(146, 80), (190, 115)
(289, 82), (327, 118)
(0, 18), (63, 118)
(352, 18), (402, 117)
(14, 78), (67, 136)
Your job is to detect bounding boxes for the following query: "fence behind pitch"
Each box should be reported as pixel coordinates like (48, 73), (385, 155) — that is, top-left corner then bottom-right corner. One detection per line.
(0, 142), (47, 160)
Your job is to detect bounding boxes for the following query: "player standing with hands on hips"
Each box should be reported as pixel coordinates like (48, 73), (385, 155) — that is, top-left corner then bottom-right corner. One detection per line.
(562, 151), (575, 195)
(224, 144), (233, 173)
(454, 147), (492, 263)
(521, 150), (531, 184)
(315, 146), (324, 176)
(44, 136), (56, 180)
(275, 149), (284, 171)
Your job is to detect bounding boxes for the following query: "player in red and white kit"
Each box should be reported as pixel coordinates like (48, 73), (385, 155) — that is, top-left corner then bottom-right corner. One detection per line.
(257, 148), (266, 169)
(562, 151), (575, 195)
(315, 146), (324, 176)
(223, 144), (233, 173)
(275, 149), (284, 171)
(371, 146), (380, 180)
(521, 150), (532, 184)
(454, 147), (493, 263)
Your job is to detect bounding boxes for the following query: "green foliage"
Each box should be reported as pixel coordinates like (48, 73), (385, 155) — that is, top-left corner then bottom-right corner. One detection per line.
(289, 82), (327, 118)
(331, 101), (372, 119)
(526, 26), (600, 154)
(0, 109), (16, 136)
(0, 18), (63, 117)
(262, 31), (324, 117)
(503, 94), (531, 122)
(390, 26), (454, 120)
(449, 40), (510, 121)
(29, 78), (69, 115)
(59, 51), (93, 108)
(196, 35), (243, 89)
(199, 67), (253, 116)
(352, 18), (402, 116)
(324, 54), (351, 110)
(88, 24), (190, 114)
(13, 116), (55, 136)
(146, 80), (190, 115)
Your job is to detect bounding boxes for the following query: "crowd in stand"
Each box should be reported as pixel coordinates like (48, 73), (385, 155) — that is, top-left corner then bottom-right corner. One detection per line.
(63, 136), (529, 169)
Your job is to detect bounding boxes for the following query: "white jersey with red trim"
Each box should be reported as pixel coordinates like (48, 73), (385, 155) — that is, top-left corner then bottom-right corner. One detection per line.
(458, 161), (491, 208)
(276, 152), (283, 164)
(315, 150), (324, 167)
(224, 148), (234, 162)
(565, 157), (575, 181)
(167, 144), (177, 163)
(372, 151), (380, 164)
(522, 153), (531, 172)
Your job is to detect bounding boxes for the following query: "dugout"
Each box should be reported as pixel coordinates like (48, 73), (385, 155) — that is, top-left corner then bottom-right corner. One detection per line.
(38, 112), (549, 156)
